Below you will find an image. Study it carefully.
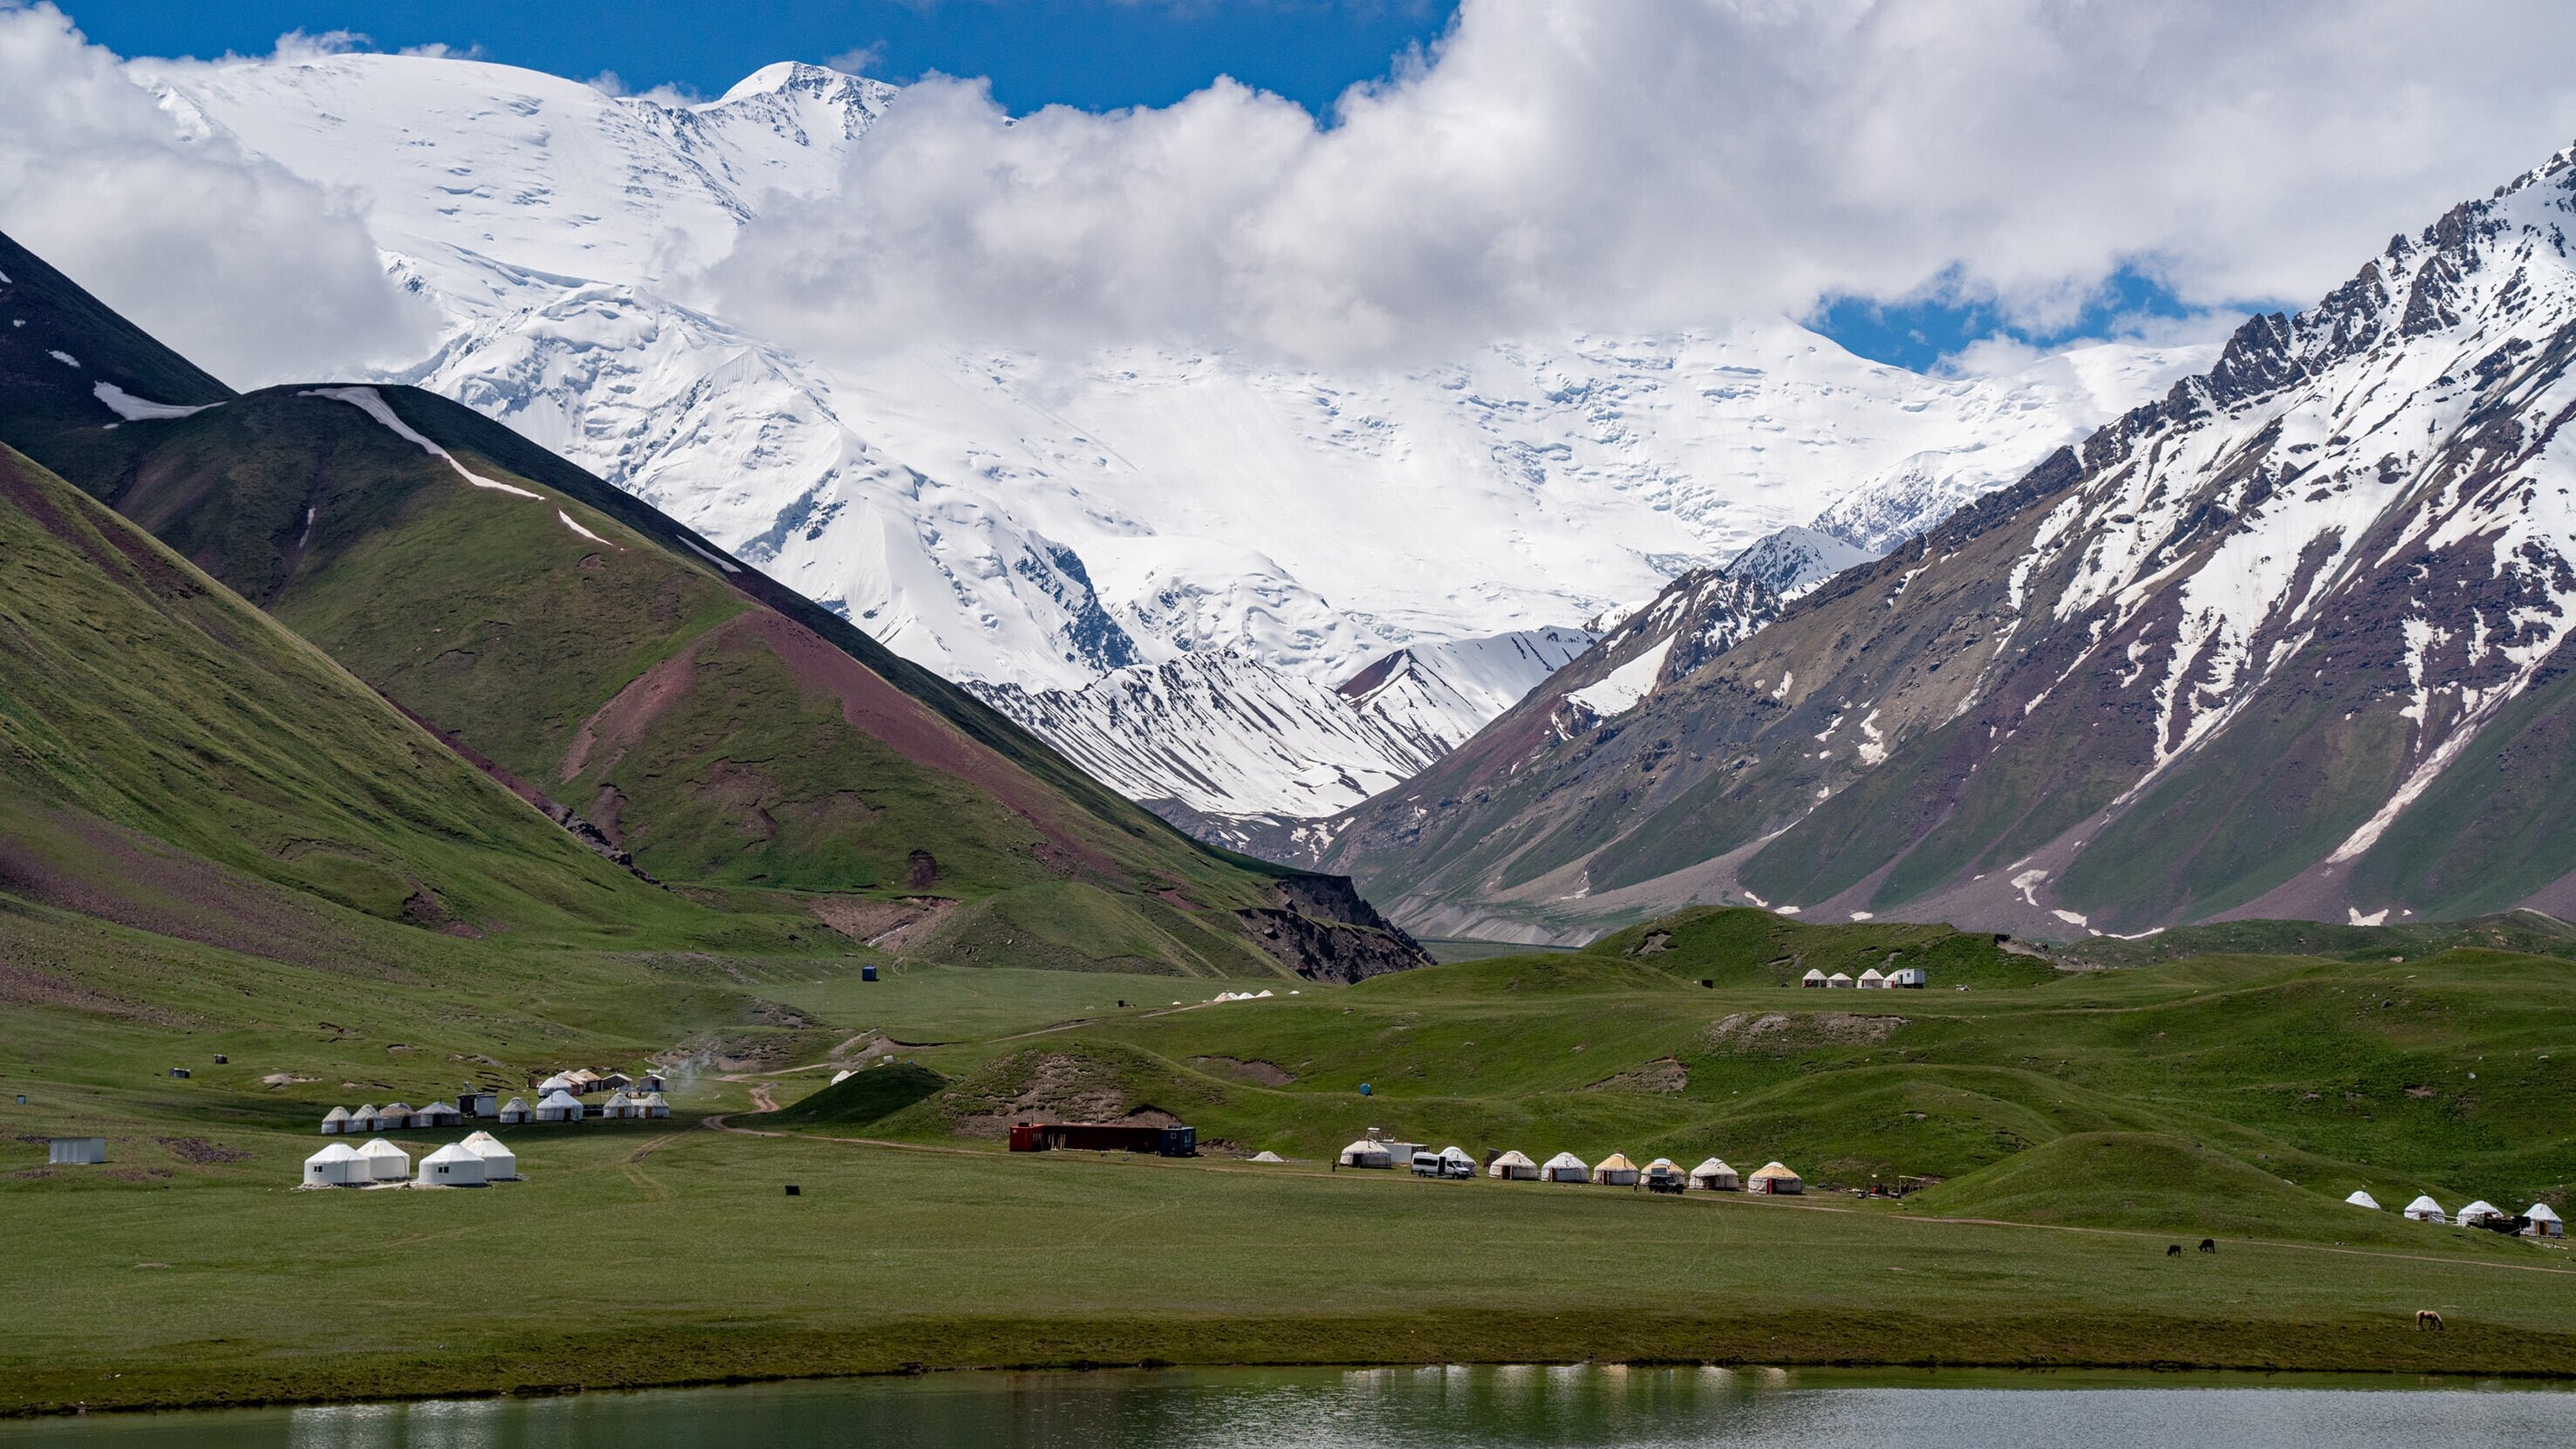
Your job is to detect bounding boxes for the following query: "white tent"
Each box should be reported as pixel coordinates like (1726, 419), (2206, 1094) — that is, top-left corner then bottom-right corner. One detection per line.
(641, 1091), (670, 1119)
(413, 1101), (461, 1128)
(356, 1138), (410, 1183)
(2403, 1195), (2446, 1223)
(2456, 1200), (2503, 1226)
(1338, 1138), (1393, 1168)
(1593, 1153), (1641, 1186)
(1541, 1152), (1590, 1183)
(1691, 1158), (1739, 1190)
(600, 1090), (634, 1120)
(537, 1073), (577, 1095)
(2524, 1204), (2563, 1238)
(347, 1104), (381, 1132)
(536, 1090), (584, 1122)
(1857, 968), (1887, 989)
(319, 1106), (350, 1136)
(497, 1096), (532, 1124)
(420, 1142), (489, 1186)
(1251, 1151), (1286, 1163)
(379, 1102), (414, 1130)
(1800, 969), (1826, 988)
(1747, 1161), (1803, 1195)
(1438, 1145), (1477, 1171)
(2345, 1190), (2381, 1210)
(1825, 973), (1855, 988)
(301, 1142), (367, 1187)
(1489, 1150), (1540, 1180)
(461, 1130), (517, 1180)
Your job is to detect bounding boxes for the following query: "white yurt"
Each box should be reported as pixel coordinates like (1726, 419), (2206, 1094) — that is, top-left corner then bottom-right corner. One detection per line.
(497, 1096), (532, 1124)
(600, 1090), (634, 1120)
(1541, 1152), (1590, 1183)
(1489, 1150), (1541, 1180)
(1438, 1145), (1477, 1174)
(1800, 969), (1827, 988)
(641, 1091), (671, 1119)
(413, 1101), (462, 1129)
(1857, 968), (1888, 989)
(1338, 1138), (1394, 1169)
(319, 1106), (350, 1135)
(420, 1141), (489, 1186)
(537, 1073), (577, 1095)
(378, 1102), (414, 1130)
(461, 1130), (517, 1180)
(1747, 1161), (1804, 1195)
(2403, 1195), (2446, 1223)
(2456, 1200), (2504, 1227)
(1691, 1159), (1739, 1190)
(2524, 1204), (2563, 1238)
(1251, 1151), (1286, 1163)
(302, 1142), (367, 1186)
(347, 1104), (382, 1133)
(1825, 973), (1855, 989)
(2345, 1190), (2381, 1210)
(1593, 1153), (1641, 1186)
(536, 1090), (585, 1122)
(357, 1138), (410, 1183)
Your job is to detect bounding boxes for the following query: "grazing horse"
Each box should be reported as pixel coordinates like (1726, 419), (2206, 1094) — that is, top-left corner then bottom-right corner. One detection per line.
(2167, 1244), (2183, 1257)
(2417, 1309), (2445, 1331)
(2198, 1239), (2217, 1253)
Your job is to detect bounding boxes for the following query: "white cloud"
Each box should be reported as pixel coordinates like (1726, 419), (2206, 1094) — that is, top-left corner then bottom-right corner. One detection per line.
(713, 0), (2576, 365)
(0, 5), (433, 386)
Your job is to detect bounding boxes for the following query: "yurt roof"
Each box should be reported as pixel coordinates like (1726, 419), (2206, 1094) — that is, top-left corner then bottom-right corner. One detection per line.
(1492, 1150), (1536, 1167)
(1438, 1145), (1474, 1160)
(321, 1105), (349, 1122)
(1341, 1138), (1390, 1156)
(1596, 1153), (1638, 1172)
(2404, 1195), (2443, 1213)
(604, 1090), (632, 1106)
(1644, 1158), (1678, 1171)
(305, 1142), (364, 1163)
(1826, 974), (1853, 983)
(2345, 1190), (2381, 1208)
(1251, 1151), (1285, 1163)
(357, 1138), (407, 1157)
(352, 1104), (379, 1115)
(1858, 968), (1885, 981)
(2528, 1203), (2563, 1222)
(1801, 968), (1825, 980)
(500, 1097), (529, 1111)
(642, 1092), (667, 1104)
(539, 1090), (584, 1110)
(1749, 1161), (1799, 1179)
(1542, 1152), (1589, 1171)
(422, 1142), (482, 1165)
(461, 1130), (502, 1148)
(382, 1102), (412, 1113)
(2459, 1200), (2501, 1217)
(1692, 1157), (1734, 1175)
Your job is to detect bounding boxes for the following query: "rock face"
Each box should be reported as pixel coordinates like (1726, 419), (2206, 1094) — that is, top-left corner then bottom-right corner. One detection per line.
(1308, 142), (2576, 941)
(1235, 876), (1430, 983)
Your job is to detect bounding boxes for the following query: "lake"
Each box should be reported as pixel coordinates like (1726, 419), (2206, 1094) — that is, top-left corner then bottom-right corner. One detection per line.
(6, 1365), (2572, 1447)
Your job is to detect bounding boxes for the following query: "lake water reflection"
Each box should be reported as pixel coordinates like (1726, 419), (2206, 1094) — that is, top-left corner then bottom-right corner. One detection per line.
(7, 1365), (2573, 1448)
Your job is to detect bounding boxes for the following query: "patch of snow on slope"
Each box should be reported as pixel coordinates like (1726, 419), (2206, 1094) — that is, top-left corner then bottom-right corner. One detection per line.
(301, 386), (542, 498)
(93, 381), (215, 420)
(1566, 636), (1675, 721)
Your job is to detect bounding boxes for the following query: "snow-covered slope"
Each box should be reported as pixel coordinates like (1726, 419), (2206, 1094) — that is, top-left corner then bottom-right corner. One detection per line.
(133, 51), (2204, 820)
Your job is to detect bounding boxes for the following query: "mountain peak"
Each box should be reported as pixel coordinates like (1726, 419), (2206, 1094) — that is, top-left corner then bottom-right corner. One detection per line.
(710, 60), (887, 107)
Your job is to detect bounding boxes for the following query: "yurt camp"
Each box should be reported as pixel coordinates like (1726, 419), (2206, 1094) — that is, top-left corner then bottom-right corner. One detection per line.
(1488, 1150), (1540, 1180)
(357, 1138), (410, 1183)
(2404, 1195), (2447, 1223)
(318, 1106), (350, 1136)
(1747, 1161), (1803, 1195)
(461, 1131), (517, 1181)
(536, 1090), (585, 1123)
(1338, 1138), (1394, 1169)
(1593, 1153), (1641, 1186)
(2345, 1190), (2381, 1209)
(420, 1142), (489, 1186)
(1691, 1159), (1740, 1191)
(1541, 1152), (1590, 1184)
(301, 1143), (368, 1187)
(2525, 1204), (2563, 1238)
(497, 1097), (533, 1124)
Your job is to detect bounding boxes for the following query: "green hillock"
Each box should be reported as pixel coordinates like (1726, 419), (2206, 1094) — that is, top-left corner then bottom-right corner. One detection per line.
(1912, 1132), (2429, 1246)
(1589, 906), (2060, 988)
(769, 1063), (949, 1129)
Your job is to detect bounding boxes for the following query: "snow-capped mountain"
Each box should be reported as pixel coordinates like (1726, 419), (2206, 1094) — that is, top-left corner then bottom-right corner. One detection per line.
(1720, 524), (1874, 601)
(132, 51), (2204, 820)
(1306, 142), (2576, 941)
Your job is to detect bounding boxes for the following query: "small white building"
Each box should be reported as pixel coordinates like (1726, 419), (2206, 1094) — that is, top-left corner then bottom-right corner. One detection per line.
(461, 1130), (517, 1181)
(2456, 1200), (2504, 1227)
(1800, 969), (1827, 988)
(496, 1096), (532, 1124)
(1593, 1152), (1641, 1186)
(641, 1091), (671, 1119)
(2524, 1204), (2563, 1238)
(1857, 968), (1888, 989)
(2345, 1190), (2381, 1210)
(1541, 1152), (1590, 1183)
(1889, 967), (1927, 988)
(1825, 973), (1855, 989)
(319, 1106), (350, 1136)
(639, 1072), (668, 1092)
(1690, 1158), (1740, 1191)
(48, 1138), (106, 1165)
(357, 1138), (410, 1183)
(1488, 1150), (1540, 1180)
(1338, 1138), (1394, 1169)
(2403, 1195), (2446, 1224)
(302, 1142), (368, 1187)
(412, 1101), (462, 1129)
(347, 1104), (382, 1133)
(378, 1102), (414, 1131)
(536, 1090), (585, 1123)
(420, 1141), (489, 1186)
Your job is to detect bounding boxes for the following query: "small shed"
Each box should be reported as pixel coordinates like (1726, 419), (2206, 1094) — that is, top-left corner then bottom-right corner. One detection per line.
(413, 1101), (462, 1129)
(598, 1072), (633, 1091)
(2403, 1195), (2446, 1223)
(48, 1137), (106, 1165)
(420, 1141), (489, 1186)
(600, 1090), (634, 1120)
(2456, 1200), (2504, 1227)
(2524, 1204), (2563, 1238)
(640, 1071), (668, 1092)
(357, 1138), (410, 1183)
(1800, 969), (1826, 988)
(1825, 973), (1855, 989)
(1889, 967), (1927, 988)
(641, 1091), (671, 1119)
(497, 1096), (532, 1124)
(1857, 968), (1887, 989)
(2345, 1190), (2381, 1210)
(379, 1102), (414, 1130)
(319, 1106), (350, 1136)
(460, 1091), (498, 1118)
(1593, 1152), (1641, 1186)
(1338, 1138), (1394, 1169)
(1489, 1150), (1540, 1180)
(536, 1090), (584, 1123)
(1691, 1158), (1740, 1191)
(1747, 1161), (1803, 1195)
(347, 1104), (382, 1133)
(1541, 1152), (1590, 1183)
(302, 1142), (367, 1186)
(461, 1130), (517, 1181)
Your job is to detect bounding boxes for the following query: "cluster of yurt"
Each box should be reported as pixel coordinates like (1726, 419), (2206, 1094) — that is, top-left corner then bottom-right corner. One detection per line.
(2363, 1192), (2563, 1237)
(1464, 1148), (1794, 1193)
(300, 1131), (521, 1189)
(1800, 968), (1926, 989)
(316, 1098), (467, 1134)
